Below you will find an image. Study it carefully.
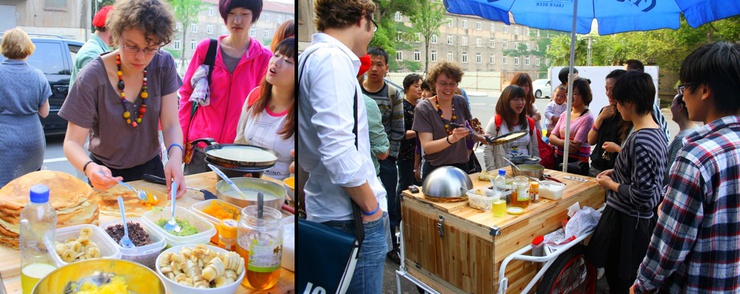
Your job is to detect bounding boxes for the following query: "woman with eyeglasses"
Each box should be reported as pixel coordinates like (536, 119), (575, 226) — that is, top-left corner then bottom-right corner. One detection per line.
(178, 0), (272, 175)
(59, 0), (186, 198)
(483, 85), (539, 171)
(548, 78), (595, 176)
(412, 61), (488, 180)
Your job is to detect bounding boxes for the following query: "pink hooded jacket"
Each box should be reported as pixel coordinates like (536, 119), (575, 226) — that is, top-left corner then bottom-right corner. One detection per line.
(179, 35), (271, 144)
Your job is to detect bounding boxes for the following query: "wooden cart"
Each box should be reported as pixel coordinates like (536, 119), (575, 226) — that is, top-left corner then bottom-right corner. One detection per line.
(398, 168), (605, 294)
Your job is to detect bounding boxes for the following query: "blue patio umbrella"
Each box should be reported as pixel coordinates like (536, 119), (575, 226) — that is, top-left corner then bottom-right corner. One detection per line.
(444, 0), (740, 172)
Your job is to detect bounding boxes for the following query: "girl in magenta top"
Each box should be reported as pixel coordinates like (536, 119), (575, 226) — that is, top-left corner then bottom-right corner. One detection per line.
(549, 78), (594, 174)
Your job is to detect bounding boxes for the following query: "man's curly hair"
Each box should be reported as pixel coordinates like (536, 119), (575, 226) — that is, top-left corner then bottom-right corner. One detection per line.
(314, 0), (376, 32)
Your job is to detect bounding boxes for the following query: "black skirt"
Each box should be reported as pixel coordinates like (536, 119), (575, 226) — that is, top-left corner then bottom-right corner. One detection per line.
(586, 205), (657, 280)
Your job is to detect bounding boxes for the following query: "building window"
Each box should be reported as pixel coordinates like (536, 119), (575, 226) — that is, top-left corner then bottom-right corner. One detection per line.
(414, 50), (421, 61)
(396, 35), (403, 42)
(514, 57), (520, 65)
(45, 0), (66, 9)
(447, 35), (453, 45)
(431, 34), (438, 44)
(395, 11), (402, 21)
(461, 20), (468, 28)
(491, 23), (495, 31)
(476, 53), (482, 64)
(476, 21), (482, 30)
(447, 52), (454, 62)
(476, 38), (481, 47)
(490, 55), (495, 64)
(176, 23), (182, 31)
(250, 29), (256, 37)
(503, 41), (508, 49)
(503, 26), (508, 33)
(525, 56), (530, 65)
(526, 43), (531, 51)
(447, 18), (453, 27)
(190, 40), (196, 50)
(174, 40), (181, 50)
(208, 7), (214, 16)
(461, 36), (468, 46)
(490, 39), (495, 48)
(207, 24), (213, 34)
(264, 13), (270, 21)
(431, 50), (437, 62)
(397, 51), (403, 61)
(502, 56), (507, 64)
(263, 30), (270, 39)
(190, 24), (197, 33)
(462, 52), (468, 63)
(536, 56), (541, 66)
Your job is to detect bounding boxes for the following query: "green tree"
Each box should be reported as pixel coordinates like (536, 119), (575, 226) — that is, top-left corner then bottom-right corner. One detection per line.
(166, 0), (207, 71)
(408, 0), (445, 74)
(369, 0), (417, 71)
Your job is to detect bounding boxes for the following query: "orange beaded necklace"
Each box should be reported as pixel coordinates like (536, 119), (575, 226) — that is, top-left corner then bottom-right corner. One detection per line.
(116, 54), (148, 128)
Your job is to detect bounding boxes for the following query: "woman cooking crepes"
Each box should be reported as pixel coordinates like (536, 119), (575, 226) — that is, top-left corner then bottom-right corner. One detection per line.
(483, 85), (539, 171)
(59, 0), (186, 198)
(412, 61), (488, 180)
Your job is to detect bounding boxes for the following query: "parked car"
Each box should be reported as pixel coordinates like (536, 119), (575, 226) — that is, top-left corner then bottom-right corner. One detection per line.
(533, 79), (552, 99)
(0, 34), (83, 136)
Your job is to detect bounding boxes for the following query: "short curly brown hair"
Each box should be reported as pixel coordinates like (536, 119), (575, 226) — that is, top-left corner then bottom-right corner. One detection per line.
(107, 0), (176, 46)
(314, 0), (375, 32)
(426, 61), (464, 93)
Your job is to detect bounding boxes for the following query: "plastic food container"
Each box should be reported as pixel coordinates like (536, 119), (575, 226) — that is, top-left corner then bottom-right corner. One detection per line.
(539, 180), (567, 200)
(142, 206), (216, 248)
(99, 218), (166, 269)
(156, 244), (244, 294)
(191, 199), (241, 244)
(47, 224), (122, 268)
(466, 188), (494, 211)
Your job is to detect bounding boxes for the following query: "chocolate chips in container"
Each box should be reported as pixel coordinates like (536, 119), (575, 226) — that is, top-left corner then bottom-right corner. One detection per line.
(105, 222), (151, 247)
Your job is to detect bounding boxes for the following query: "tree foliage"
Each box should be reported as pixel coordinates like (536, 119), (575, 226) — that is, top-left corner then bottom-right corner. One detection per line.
(166, 0), (207, 71)
(408, 0), (446, 74)
(369, 0), (418, 72)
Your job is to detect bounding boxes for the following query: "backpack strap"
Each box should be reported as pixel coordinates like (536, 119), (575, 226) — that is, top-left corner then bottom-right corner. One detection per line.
(495, 115), (502, 133)
(204, 38), (218, 85)
(387, 83), (397, 102)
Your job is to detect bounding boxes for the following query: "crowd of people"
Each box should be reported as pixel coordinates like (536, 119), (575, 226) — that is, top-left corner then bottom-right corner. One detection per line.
(301, 0), (740, 293)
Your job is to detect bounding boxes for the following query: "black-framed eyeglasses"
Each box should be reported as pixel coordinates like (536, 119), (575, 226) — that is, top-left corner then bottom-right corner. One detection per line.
(370, 18), (378, 32)
(676, 82), (696, 95)
(122, 44), (161, 56)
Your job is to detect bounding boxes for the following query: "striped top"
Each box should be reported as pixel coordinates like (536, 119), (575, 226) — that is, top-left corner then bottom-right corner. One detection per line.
(606, 128), (667, 219)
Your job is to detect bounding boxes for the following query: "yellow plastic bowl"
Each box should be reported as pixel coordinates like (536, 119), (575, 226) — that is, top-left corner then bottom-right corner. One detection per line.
(32, 259), (166, 294)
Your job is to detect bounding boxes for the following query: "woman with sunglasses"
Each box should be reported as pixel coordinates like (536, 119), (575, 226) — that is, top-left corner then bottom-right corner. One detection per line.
(60, 0), (186, 198)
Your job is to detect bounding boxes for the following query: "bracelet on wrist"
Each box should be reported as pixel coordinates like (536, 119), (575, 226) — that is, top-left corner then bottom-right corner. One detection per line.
(82, 160), (94, 174)
(362, 202), (381, 216)
(446, 135), (453, 144)
(592, 124), (600, 132)
(167, 143), (184, 157)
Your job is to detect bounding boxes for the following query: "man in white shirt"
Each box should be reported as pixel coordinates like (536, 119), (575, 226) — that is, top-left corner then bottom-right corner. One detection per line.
(298, 0), (389, 293)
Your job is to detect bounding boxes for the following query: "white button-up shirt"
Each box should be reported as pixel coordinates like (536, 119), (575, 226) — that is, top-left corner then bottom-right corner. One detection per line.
(298, 33), (387, 223)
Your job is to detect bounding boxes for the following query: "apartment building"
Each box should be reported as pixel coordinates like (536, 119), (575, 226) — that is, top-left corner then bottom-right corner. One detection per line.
(0, 0), (92, 40)
(165, 0), (294, 71)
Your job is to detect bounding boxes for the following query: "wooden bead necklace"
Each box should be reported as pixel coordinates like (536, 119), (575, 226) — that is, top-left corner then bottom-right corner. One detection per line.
(116, 54), (148, 128)
(435, 97), (456, 134)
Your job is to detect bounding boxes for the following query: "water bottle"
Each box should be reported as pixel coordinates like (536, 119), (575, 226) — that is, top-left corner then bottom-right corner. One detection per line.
(494, 169), (507, 193)
(19, 185), (57, 294)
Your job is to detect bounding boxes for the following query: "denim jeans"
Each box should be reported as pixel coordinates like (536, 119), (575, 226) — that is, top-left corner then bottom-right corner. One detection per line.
(323, 212), (390, 294)
(379, 158), (399, 238)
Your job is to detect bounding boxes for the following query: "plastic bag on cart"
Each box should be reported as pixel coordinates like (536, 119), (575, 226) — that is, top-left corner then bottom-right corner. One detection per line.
(542, 203), (601, 254)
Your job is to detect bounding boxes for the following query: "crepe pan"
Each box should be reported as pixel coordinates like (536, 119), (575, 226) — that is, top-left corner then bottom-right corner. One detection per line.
(486, 130), (528, 145)
(192, 138), (280, 169)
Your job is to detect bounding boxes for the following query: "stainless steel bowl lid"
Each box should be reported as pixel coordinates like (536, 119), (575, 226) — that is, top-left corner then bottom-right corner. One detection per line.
(421, 166), (474, 199)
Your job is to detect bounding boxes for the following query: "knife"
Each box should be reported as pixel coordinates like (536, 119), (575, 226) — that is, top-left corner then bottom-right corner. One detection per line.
(142, 174), (217, 200)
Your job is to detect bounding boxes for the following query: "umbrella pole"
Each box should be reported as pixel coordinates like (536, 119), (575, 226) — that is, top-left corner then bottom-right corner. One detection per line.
(562, 0), (579, 173)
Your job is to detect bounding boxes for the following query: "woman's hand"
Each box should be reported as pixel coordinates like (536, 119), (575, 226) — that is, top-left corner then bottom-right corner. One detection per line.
(451, 126), (470, 142)
(602, 142), (622, 153)
(414, 168), (422, 183)
(598, 105), (616, 121)
(85, 163), (122, 190)
(596, 169), (617, 191)
(164, 157), (186, 199)
(568, 140), (582, 153)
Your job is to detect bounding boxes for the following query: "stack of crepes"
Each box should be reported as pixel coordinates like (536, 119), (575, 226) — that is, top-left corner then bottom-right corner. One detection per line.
(0, 170), (99, 249)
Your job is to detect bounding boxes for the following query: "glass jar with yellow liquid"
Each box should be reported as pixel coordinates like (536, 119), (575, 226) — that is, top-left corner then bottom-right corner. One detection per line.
(237, 205), (283, 290)
(510, 176), (530, 208)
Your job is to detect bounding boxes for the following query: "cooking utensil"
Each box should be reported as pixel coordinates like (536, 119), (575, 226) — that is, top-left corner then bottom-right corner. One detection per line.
(72, 269), (113, 293)
(192, 138), (280, 169)
(215, 177), (286, 209)
(502, 157), (523, 174)
(163, 182), (180, 233)
(509, 155), (541, 165)
(511, 164), (546, 180)
(109, 173), (148, 202)
(486, 130), (527, 145)
(33, 259), (166, 294)
(208, 164), (250, 200)
(142, 174), (217, 200)
(117, 197), (135, 249)
(421, 166), (473, 202)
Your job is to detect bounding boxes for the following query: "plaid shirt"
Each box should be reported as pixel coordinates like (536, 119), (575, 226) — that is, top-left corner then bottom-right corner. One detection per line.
(633, 115), (740, 293)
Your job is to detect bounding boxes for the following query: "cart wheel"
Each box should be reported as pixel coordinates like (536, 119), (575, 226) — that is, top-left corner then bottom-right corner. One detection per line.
(536, 244), (596, 294)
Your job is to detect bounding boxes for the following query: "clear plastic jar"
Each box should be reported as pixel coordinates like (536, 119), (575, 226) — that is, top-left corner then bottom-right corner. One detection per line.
(237, 205), (283, 290)
(218, 219), (238, 251)
(511, 176), (530, 208)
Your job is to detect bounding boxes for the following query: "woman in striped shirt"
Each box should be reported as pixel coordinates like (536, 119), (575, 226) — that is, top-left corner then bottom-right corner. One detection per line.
(586, 71), (668, 294)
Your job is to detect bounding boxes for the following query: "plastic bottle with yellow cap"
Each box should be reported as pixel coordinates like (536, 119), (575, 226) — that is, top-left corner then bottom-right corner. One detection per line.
(218, 219), (238, 251)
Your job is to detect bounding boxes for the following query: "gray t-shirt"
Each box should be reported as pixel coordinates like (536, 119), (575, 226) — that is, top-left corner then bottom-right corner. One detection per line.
(59, 51), (183, 169)
(412, 95), (472, 166)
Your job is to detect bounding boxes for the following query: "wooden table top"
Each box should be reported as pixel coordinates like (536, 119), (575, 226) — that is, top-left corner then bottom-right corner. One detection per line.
(0, 172), (294, 294)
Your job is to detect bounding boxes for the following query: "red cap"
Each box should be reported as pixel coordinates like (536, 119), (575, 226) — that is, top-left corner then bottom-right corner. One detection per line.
(93, 6), (113, 28)
(357, 54), (372, 77)
(532, 235), (544, 245)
